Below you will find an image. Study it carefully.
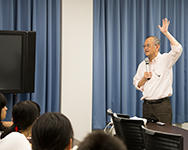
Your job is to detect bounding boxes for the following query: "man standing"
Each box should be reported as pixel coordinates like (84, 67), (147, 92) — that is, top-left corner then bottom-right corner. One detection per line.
(133, 18), (183, 124)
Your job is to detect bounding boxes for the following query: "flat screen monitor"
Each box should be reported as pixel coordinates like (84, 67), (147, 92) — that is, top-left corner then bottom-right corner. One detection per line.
(0, 30), (36, 93)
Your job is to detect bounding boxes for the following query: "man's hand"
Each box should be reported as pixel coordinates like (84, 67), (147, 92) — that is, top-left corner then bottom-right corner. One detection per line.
(158, 18), (180, 46)
(144, 72), (152, 80)
(138, 72), (152, 88)
(158, 18), (170, 34)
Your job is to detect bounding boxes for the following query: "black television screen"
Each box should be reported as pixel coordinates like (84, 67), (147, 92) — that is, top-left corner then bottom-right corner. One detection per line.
(0, 31), (36, 93)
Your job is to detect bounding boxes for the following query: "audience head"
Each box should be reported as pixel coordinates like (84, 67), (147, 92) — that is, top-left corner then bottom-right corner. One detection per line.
(32, 112), (73, 150)
(77, 131), (127, 150)
(30, 100), (41, 115)
(0, 93), (8, 131)
(1, 100), (40, 138)
(12, 100), (40, 130)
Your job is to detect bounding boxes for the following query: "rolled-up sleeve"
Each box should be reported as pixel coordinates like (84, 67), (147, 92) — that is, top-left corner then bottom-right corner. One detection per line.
(133, 63), (144, 92)
(168, 44), (183, 68)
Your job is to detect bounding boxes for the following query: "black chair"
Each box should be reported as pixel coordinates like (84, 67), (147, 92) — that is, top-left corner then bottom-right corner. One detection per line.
(112, 114), (145, 150)
(106, 109), (130, 137)
(142, 126), (183, 150)
(107, 108), (130, 119)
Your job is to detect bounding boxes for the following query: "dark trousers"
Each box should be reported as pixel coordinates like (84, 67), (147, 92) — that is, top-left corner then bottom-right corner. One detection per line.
(143, 97), (172, 124)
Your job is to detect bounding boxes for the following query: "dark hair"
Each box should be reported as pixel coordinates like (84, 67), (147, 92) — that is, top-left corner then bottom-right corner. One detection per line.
(78, 131), (127, 150)
(0, 93), (7, 131)
(30, 100), (41, 114)
(32, 112), (74, 150)
(1, 100), (40, 138)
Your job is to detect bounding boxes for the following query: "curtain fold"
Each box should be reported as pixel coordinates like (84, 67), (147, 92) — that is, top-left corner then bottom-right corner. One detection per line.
(93, 0), (188, 129)
(0, 0), (60, 120)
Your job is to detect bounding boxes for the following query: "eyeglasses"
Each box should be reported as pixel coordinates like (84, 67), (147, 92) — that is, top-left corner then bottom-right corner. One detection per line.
(143, 44), (156, 48)
(143, 44), (152, 48)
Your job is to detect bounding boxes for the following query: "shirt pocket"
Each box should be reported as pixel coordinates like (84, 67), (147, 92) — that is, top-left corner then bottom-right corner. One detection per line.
(152, 63), (164, 79)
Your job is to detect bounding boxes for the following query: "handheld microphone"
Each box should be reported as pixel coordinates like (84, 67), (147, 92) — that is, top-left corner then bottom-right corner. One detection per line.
(145, 57), (149, 72)
(145, 57), (151, 80)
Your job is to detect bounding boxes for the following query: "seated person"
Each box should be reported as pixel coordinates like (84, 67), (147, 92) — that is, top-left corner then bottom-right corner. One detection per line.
(32, 112), (73, 150)
(77, 131), (127, 150)
(0, 100), (40, 150)
(0, 93), (8, 135)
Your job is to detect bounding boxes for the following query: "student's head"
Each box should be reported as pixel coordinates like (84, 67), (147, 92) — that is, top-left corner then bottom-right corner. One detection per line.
(12, 100), (40, 131)
(30, 100), (41, 115)
(32, 112), (73, 150)
(0, 93), (8, 121)
(1, 100), (40, 138)
(77, 131), (127, 150)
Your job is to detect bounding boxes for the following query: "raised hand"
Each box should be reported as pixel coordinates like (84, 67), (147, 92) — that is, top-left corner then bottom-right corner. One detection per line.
(158, 18), (170, 34)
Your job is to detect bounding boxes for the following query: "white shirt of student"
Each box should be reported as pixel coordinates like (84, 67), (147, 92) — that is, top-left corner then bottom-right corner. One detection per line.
(133, 44), (183, 100)
(0, 132), (31, 150)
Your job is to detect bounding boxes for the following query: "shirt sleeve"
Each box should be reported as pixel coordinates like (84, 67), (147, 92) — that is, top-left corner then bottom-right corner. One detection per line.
(133, 62), (144, 92)
(167, 44), (183, 68)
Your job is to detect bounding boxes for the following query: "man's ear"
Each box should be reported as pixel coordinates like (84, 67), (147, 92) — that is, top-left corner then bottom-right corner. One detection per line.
(156, 44), (160, 51)
(65, 138), (73, 150)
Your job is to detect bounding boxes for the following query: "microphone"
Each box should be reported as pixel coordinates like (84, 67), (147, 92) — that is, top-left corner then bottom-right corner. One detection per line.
(145, 57), (151, 80)
(145, 57), (150, 72)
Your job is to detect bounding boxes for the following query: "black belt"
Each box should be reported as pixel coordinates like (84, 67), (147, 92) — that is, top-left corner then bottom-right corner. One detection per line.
(144, 97), (169, 104)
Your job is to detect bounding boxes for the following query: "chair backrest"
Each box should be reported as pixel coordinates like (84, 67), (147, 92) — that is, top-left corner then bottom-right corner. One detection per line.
(112, 115), (145, 150)
(110, 112), (129, 140)
(143, 126), (184, 150)
(112, 115), (126, 141)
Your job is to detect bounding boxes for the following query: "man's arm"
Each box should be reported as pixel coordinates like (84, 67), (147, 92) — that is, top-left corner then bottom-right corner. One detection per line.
(158, 18), (182, 67)
(133, 62), (152, 90)
(137, 72), (152, 88)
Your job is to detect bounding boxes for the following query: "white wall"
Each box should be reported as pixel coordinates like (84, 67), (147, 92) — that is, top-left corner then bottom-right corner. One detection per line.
(61, 0), (93, 141)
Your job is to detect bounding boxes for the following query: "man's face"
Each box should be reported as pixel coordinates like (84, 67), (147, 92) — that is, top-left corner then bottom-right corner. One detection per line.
(144, 37), (158, 59)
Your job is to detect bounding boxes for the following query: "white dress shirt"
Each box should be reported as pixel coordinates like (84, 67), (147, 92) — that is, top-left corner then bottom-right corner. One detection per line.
(133, 44), (183, 100)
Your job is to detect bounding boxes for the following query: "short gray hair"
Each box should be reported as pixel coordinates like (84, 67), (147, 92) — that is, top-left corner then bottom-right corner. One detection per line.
(146, 36), (160, 45)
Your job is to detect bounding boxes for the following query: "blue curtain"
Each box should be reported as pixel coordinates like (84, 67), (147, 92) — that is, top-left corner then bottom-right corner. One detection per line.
(0, 0), (60, 120)
(93, 0), (188, 129)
